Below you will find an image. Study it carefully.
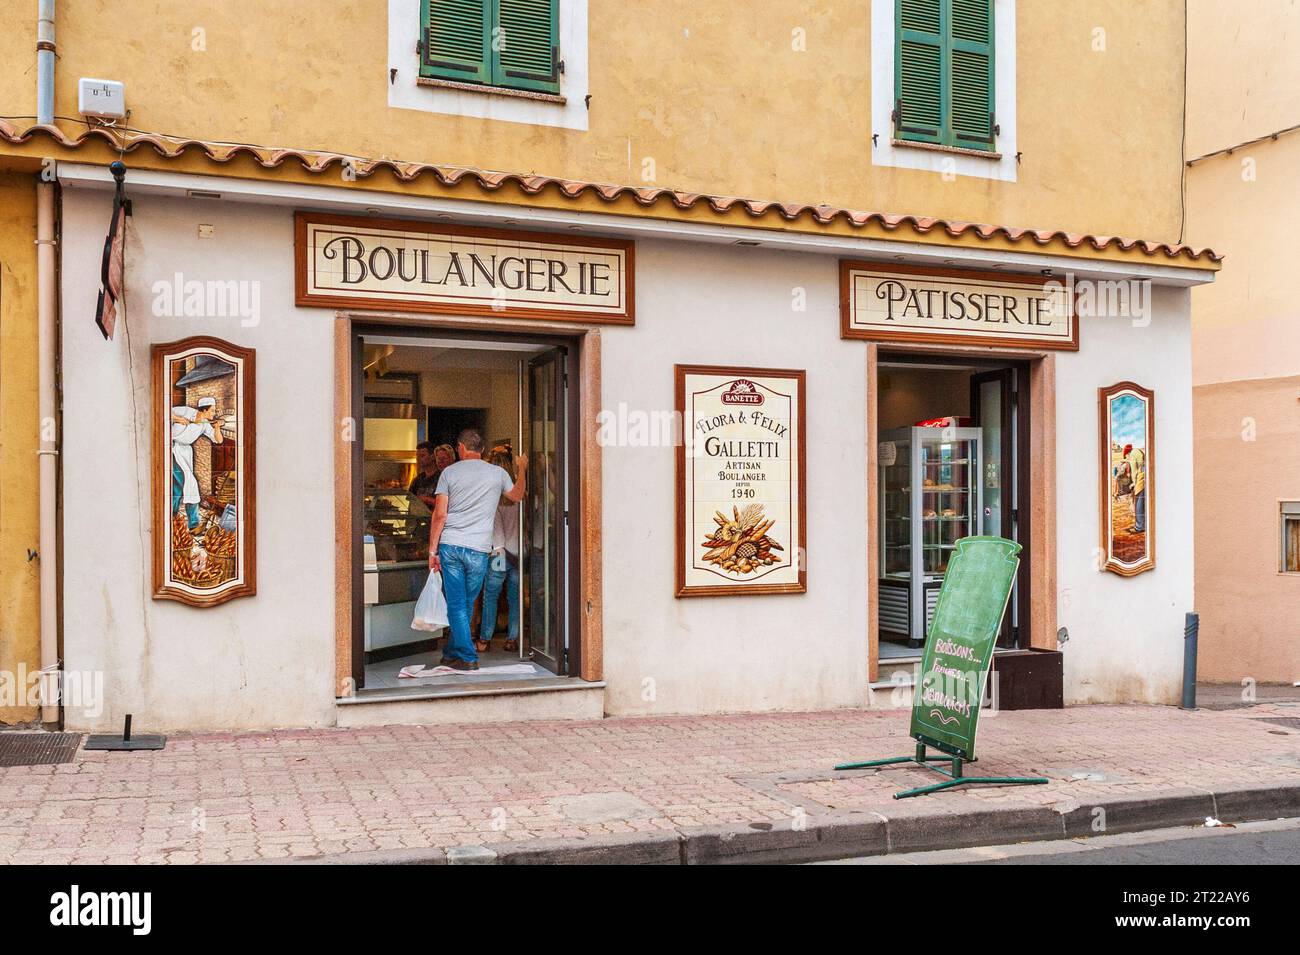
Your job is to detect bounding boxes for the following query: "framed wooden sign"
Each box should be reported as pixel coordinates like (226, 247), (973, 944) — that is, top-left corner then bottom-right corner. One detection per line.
(295, 212), (634, 325)
(675, 365), (806, 597)
(1099, 381), (1155, 576)
(840, 260), (1079, 350)
(152, 337), (256, 606)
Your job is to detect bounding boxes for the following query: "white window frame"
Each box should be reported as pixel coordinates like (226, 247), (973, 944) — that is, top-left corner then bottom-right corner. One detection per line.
(871, 0), (1018, 182)
(387, 0), (589, 131)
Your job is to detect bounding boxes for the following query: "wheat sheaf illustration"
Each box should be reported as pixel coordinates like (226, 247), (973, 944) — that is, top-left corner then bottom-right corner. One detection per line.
(701, 503), (784, 575)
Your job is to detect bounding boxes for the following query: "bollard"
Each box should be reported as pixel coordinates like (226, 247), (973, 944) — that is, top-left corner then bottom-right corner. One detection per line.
(1181, 612), (1199, 710)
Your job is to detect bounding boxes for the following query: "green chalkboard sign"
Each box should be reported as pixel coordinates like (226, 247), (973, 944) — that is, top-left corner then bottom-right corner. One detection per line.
(909, 536), (1021, 761)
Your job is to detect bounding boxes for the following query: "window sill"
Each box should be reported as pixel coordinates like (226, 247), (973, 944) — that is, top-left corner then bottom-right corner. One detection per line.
(890, 138), (1002, 161)
(416, 76), (567, 105)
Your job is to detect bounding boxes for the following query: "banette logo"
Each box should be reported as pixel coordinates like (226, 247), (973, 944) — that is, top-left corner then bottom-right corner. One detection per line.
(720, 379), (764, 406)
(49, 885), (151, 936)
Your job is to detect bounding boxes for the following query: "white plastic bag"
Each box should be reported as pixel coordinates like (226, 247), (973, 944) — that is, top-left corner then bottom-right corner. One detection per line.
(411, 570), (449, 631)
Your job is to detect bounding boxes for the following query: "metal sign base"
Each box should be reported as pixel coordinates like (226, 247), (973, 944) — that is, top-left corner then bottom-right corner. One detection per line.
(84, 735), (166, 751)
(82, 714), (166, 752)
(835, 741), (1048, 799)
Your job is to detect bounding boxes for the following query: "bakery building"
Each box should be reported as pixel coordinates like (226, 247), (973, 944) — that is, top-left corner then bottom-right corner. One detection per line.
(0, 0), (1221, 735)
(35, 150), (1219, 732)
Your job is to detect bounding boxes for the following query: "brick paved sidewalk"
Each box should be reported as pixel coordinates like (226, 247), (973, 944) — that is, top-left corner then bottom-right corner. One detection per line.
(3, 700), (1300, 864)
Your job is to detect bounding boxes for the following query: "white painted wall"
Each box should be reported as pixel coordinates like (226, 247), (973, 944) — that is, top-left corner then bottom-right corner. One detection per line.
(599, 241), (869, 717)
(58, 188), (1194, 730)
(60, 190), (338, 732)
(1053, 285), (1195, 705)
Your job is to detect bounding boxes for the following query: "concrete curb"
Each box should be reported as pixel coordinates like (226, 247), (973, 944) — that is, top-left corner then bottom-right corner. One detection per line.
(1060, 787), (1217, 839)
(266, 781), (1300, 865)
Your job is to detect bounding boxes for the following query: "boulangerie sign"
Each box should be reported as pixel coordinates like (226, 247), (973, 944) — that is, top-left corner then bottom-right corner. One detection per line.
(840, 261), (1079, 350)
(295, 213), (634, 324)
(675, 365), (806, 597)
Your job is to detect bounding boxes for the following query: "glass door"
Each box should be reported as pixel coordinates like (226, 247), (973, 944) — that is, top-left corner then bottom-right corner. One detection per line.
(880, 434), (913, 580)
(526, 348), (566, 674)
(971, 369), (1016, 647)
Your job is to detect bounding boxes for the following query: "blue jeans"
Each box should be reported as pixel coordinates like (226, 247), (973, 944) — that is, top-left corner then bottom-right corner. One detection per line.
(1133, 490), (1146, 533)
(438, 544), (490, 663)
(171, 461), (199, 528)
(479, 552), (520, 642)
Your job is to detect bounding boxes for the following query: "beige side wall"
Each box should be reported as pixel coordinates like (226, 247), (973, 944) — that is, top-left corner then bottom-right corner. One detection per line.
(0, 172), (41, 724)
(1185, 0), (1298, 386)
(1186, 0), (1300, 157)
(1185, 131), (1300, 387)
(1185, 0), (1299, 686)
(1193, 375), (1300, 684)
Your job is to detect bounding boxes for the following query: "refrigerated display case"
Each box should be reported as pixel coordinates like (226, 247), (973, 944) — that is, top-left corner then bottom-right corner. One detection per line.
(879, 426), (982, 646)
(364, 489), (431, 563)
(362, 489), (435, 652)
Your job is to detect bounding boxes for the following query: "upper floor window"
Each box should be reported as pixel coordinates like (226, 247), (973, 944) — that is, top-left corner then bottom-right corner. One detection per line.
(419, 0), (560, 95)
(893, 0), (996, 152)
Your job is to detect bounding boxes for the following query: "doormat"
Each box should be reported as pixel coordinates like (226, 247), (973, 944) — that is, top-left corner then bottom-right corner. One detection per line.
(0, 732), (82, 767)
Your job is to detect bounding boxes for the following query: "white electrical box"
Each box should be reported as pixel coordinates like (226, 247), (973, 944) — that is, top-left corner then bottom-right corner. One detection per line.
(78, 78), (126, 119)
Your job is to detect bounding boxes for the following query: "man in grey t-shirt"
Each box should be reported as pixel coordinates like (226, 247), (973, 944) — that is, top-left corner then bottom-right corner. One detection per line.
(428, 429), (527, 669)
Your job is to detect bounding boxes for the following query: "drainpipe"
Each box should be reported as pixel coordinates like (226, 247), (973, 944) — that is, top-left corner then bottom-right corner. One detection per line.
(36, 0), (59, 724)
(37, 1), (55, 125)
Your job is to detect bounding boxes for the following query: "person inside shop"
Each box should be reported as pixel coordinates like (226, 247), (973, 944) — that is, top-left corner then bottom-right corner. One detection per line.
(427, 429), (527, 671)
(476, 445), (521, 654)
(409, 441), (455, 510)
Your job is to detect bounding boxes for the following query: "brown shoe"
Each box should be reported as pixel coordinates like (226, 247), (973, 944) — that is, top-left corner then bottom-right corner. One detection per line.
(445, 658), (479, 671)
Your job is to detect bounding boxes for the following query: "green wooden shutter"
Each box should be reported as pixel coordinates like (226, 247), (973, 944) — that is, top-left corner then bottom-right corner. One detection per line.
(492, 0), (560, 94)
(420, 0), (491, 84)
(949, 0), (995, 149)
(895, 0), (944, 144)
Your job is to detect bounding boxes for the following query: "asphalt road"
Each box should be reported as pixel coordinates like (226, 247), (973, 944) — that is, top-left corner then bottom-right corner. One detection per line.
(825, 817), (1300, 865)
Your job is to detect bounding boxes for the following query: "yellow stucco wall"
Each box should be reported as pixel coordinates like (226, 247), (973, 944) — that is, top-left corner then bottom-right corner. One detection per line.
(0, 1), (1188, 241)
(0, 172), (40, 724)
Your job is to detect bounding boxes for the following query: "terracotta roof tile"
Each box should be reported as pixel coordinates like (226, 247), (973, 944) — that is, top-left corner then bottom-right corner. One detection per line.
(0, 120), (1221, 264)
